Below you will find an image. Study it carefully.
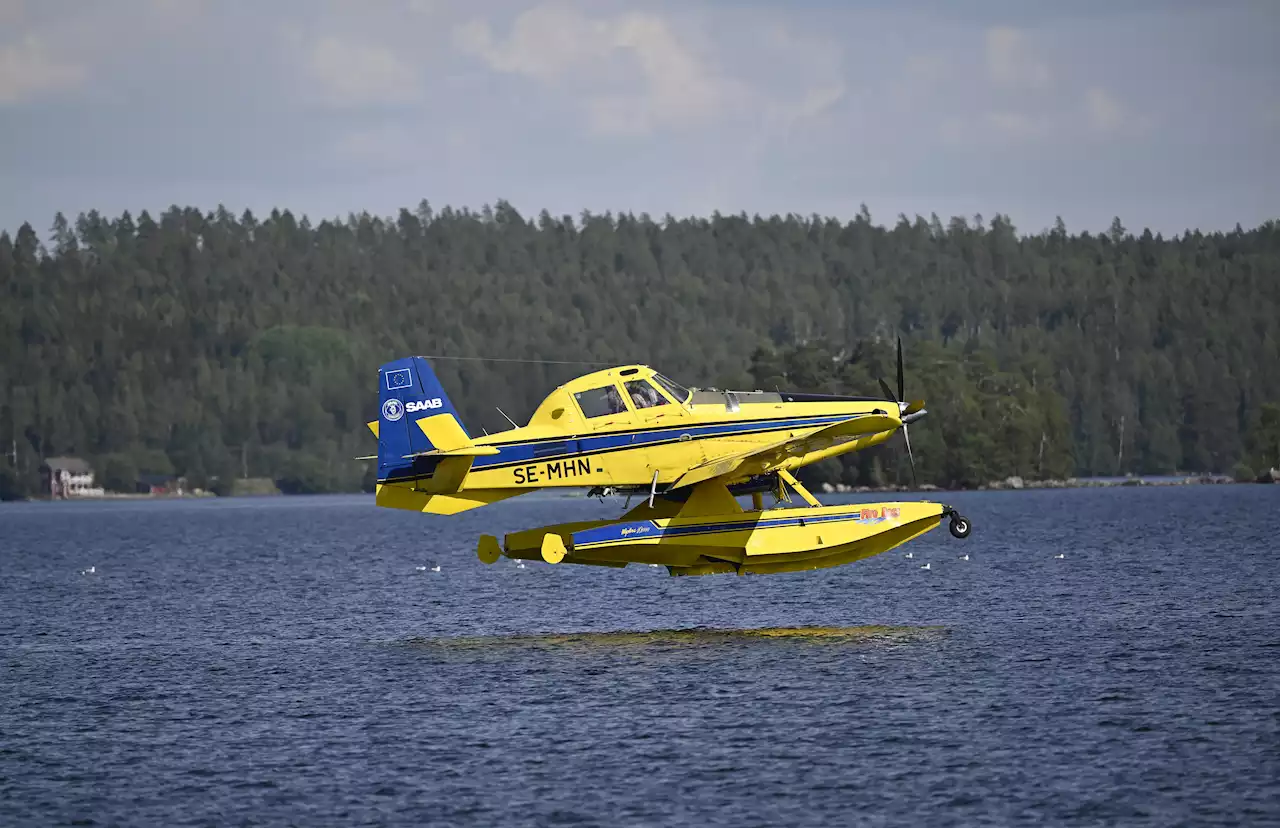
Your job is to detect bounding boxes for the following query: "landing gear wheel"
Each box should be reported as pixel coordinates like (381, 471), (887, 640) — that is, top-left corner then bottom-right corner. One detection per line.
(477, 534), (502, 565)
(949, 515), (972, 539)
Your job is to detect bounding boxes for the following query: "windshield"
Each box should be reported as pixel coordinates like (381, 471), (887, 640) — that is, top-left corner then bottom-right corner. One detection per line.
(652, 373), (691, 404)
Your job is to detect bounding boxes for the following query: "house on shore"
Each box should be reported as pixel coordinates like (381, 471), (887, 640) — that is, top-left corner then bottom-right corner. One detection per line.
(40, 457), (106, 499)
(137, 474), (187, 496)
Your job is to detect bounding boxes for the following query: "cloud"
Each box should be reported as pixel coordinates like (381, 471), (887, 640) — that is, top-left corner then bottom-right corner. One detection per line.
(299, 34), (424, 108)
(920, 23), (1161, 149)
(986, 111), (1050, 141)
(985, 25), (1051, 90)
(940, 110), (1053, 148)
(454, 3), (749, 136)
(0, 0), (219, 108)
(0, 34), (86, 105)
(793, 85), (845, 123)
(332, 125), (415, 160)
(942, 89), (1151, 149)
(1, 0), (1275, 238)
(584, 15), (747, 136)
(1083, 87), (1151, 137)
(752, 23), (845, 132)
(329, 122), (464, 169)
(1084, 87), (1123, 132)
(453, 4), (590, 81)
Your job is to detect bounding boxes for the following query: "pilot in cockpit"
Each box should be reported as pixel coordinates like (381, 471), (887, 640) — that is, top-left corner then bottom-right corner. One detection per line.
(604, 384), (627, 414)
(627, 380), (664, 410)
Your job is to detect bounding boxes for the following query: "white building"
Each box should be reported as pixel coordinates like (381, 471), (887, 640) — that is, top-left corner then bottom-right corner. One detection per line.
(41, 457), (106, 498)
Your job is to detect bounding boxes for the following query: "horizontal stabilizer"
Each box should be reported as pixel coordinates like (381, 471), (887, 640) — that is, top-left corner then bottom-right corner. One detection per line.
(402, 445), (501, 458)
(375, 484), (530, 514)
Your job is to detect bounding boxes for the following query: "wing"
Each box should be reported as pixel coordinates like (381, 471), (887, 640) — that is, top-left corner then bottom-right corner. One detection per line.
(669, 413), (900, 490)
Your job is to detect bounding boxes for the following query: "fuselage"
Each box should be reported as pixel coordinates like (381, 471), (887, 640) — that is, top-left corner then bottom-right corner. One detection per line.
(378, 364), (901, 495)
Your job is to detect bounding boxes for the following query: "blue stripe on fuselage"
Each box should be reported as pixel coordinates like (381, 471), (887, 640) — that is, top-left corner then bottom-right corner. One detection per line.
(470, 413), (859, 471)
(377, 412), (880, 483)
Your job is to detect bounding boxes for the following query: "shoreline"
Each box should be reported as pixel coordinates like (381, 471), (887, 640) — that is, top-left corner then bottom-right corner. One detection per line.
(6, 471), (1275, 505)
(819, 473), (1262, 495)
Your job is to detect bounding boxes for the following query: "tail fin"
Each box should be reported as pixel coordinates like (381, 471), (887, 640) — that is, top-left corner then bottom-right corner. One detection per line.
(374, 356), (493, 483)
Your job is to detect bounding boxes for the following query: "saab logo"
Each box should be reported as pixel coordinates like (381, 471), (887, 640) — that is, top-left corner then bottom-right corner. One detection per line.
(382, 398), (405, 422)
(406, 398), (444, 413)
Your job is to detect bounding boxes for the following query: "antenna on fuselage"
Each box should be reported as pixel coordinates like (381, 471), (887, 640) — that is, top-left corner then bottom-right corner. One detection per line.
(495, 407), (519, 429)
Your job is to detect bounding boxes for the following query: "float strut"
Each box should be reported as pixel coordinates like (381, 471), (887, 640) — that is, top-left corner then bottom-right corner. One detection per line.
(647, 469), (659, 509)
(777, 469), (822, 508)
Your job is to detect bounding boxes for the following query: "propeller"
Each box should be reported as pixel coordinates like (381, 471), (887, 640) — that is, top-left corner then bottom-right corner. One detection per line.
(877, 336), (922, 488)
(897, 336), (905, 406)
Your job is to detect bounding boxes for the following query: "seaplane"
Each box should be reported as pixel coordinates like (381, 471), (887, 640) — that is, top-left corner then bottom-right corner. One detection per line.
(366, 340), (972, 576)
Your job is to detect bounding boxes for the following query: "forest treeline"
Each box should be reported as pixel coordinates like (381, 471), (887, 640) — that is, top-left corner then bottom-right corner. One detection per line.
(1, 200), (1278, 498)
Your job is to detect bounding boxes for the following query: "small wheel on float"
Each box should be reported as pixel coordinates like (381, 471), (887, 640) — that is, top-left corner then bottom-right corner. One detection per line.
(477, 534), (503, 565)
(949, 515), (972, 539)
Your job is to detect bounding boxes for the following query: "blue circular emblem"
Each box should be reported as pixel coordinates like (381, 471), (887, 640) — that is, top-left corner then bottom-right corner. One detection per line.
(382, 398), (404, 422)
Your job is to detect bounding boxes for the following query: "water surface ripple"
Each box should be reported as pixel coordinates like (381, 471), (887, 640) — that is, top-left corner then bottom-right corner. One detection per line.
(2, 487), (1278, 826)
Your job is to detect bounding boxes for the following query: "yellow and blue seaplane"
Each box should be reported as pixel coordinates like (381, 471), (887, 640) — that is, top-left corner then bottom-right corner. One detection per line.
(367, 341), (972, 576)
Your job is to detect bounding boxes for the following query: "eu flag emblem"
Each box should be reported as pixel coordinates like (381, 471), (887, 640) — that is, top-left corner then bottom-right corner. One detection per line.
(385, 368), (413, 391)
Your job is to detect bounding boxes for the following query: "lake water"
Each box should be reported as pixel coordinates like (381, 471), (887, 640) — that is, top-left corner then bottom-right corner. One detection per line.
(2, 487), (1278, 826)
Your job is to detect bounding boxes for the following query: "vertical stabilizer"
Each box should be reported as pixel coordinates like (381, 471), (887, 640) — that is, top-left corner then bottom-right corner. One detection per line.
(376, 356), (470, 482)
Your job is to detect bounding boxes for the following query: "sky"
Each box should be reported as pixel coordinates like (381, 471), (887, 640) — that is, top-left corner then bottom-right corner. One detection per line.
(0, 0), (1277, 238)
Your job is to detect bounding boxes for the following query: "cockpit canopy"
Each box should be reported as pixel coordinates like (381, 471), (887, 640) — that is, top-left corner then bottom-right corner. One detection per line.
(526, 366), (691, 429)
(571, 371), (690, 419)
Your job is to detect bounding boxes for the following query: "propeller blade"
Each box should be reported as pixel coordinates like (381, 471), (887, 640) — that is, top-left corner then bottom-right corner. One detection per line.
(902, 424), (918, 488)
(896, 336), (905, 404)
(904, 398), (926, 416)
(878, 377), (898, 404)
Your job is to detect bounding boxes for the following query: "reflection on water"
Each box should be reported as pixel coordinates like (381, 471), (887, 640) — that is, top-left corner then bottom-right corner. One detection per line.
(406, 625), (947, 650)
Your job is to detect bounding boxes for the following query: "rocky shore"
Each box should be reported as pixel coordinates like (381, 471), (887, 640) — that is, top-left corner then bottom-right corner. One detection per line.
(819, 468), (1279, 495)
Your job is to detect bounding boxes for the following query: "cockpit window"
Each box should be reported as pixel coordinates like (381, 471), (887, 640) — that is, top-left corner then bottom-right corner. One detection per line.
(625, 379), (670, 409)
(653, 373), (691, 404)
(574, 384), (629, 418)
